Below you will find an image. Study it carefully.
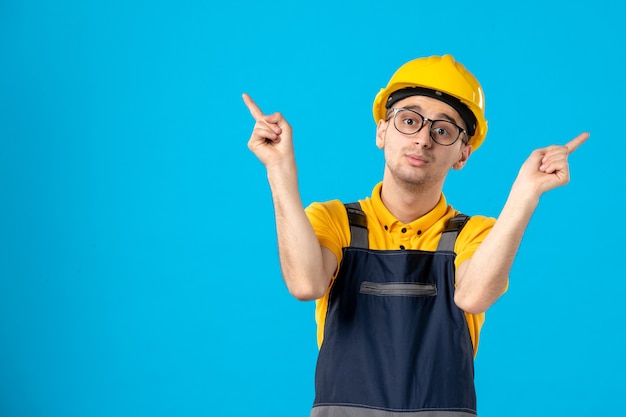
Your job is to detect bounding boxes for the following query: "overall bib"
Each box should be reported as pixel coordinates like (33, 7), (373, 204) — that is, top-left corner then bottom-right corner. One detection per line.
(311, 203), (477, 417)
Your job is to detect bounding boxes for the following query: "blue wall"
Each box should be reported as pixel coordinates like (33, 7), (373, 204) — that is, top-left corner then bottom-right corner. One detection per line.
(1, 1), (624, 416)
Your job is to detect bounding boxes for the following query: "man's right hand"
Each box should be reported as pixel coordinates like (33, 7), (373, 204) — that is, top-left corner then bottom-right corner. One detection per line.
(242, 93), (294, 168)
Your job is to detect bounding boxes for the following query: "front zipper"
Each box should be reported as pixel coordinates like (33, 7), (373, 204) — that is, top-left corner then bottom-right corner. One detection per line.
(360, 281), (437, 297)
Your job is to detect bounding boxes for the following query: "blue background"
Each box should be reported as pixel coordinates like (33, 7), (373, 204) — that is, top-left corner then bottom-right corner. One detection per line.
(1, 0), (624, 416)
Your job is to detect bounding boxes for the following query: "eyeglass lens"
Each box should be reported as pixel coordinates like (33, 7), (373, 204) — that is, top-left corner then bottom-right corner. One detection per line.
(393, 109), (462, 146)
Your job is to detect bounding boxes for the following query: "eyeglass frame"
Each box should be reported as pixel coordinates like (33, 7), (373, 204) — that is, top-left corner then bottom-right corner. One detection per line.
(386, 107), (468, 146)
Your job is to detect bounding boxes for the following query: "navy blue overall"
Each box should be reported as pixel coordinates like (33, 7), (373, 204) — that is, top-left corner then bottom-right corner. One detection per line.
(311, 203), (477, 417)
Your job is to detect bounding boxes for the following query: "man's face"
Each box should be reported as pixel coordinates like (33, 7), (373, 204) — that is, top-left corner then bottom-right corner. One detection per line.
(376, 95), (472, 190)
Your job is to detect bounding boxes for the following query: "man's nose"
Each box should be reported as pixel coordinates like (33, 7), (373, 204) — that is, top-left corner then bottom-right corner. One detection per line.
(413, 122), (433, 148)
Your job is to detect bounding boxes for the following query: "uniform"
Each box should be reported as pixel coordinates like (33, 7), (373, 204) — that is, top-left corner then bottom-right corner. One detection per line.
(305, 183), (501, 416)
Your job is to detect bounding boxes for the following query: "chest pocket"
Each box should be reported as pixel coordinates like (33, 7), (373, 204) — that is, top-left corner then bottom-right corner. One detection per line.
(360, 281), (437, 297)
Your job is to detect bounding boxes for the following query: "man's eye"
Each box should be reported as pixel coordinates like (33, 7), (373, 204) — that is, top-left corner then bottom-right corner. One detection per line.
(403, 117), (418, 126)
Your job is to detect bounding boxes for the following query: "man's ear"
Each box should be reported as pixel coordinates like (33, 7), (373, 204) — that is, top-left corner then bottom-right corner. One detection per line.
(453, 143), (473, 170)
(376, 119), (387, 150)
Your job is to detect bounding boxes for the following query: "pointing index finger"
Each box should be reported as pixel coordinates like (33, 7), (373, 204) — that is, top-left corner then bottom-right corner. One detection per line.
(565, 132), (590, 154)
(242, 93), (265, 121)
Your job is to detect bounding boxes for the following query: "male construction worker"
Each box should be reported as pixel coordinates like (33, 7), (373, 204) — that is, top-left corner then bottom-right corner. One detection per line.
(243, 54), (588, 417)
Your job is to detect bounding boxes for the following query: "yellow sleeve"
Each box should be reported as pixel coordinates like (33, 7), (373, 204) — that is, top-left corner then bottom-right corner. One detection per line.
(454, 215), (495, 267)
(304, 200), (351, 271)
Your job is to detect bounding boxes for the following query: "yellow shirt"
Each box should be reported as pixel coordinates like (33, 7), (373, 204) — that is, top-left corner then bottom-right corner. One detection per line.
(305, 182), (499, 356)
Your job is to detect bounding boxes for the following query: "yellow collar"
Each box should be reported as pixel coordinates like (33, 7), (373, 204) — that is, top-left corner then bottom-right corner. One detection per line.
(370, 182), (448, 234)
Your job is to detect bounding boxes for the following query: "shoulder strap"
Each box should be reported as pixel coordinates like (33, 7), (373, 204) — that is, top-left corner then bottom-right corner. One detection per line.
(345, 203), (468, 252)
(344, 202), (368, 249)
(436, 214), (470, 252)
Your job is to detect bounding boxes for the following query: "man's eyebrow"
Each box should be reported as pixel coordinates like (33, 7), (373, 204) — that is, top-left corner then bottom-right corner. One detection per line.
(402, 105), (462, 126)
(403, 104), (424, 112)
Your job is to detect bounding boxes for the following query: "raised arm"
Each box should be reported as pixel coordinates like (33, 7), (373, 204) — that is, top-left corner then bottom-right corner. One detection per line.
(243, 93), (336, 300)
(454, 132), (590, 314)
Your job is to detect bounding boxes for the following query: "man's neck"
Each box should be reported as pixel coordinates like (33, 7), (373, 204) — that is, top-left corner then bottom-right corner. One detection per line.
(379, 178), (443, 224)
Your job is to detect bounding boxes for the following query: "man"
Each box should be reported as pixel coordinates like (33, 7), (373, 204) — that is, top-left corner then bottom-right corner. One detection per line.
(243, 54), (588, 417)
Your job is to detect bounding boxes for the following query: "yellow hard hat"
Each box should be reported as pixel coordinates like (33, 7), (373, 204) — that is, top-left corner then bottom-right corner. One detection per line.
(373, 54), (488, 150)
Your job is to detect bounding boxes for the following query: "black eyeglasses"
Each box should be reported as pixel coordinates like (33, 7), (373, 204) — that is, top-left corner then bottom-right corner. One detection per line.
(387, 108), (467, 146)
